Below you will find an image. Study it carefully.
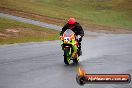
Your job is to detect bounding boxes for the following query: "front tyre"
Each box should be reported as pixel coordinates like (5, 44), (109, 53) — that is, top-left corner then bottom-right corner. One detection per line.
(64, 48), (70, 65)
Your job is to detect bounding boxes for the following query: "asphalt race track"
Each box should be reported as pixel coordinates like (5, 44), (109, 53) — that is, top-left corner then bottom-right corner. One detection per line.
(0, 13), (132, 88)
(0, 33), (132, 88)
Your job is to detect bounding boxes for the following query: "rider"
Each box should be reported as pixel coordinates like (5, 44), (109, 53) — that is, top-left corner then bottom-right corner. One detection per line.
(60, 17), (84, 56)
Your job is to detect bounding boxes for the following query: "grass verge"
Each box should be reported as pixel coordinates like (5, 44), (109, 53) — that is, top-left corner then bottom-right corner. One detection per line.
(0, 17), (59, 44)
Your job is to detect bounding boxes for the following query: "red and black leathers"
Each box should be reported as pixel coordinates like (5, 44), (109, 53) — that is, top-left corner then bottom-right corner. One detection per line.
(60, 22), (84, 37)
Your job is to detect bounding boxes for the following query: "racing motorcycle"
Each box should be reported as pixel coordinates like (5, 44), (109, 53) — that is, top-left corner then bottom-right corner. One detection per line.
(60, 29), (80, 65)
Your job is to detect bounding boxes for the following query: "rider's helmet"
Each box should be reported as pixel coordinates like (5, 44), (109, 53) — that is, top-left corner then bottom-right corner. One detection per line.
(67, 18), (76, 29)
(67, 18), (76, 24)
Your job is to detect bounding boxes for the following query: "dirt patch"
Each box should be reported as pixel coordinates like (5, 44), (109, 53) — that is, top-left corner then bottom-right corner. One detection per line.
(0, 33), (9, 38)
(0, 27), (50, 39)
(6, 29), (20, 33)
(0, 27), (59, 44)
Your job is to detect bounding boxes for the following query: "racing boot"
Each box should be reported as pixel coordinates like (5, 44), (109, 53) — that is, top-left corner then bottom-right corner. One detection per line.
(78, 44), (82, 56)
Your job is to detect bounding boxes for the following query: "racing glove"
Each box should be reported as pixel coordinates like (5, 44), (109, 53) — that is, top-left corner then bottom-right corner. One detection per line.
(59, 36), (63, 40)
(77, 35), (82, 42)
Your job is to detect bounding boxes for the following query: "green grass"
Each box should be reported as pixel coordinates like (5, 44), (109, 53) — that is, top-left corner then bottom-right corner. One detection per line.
(0, 0), (132, 29)
(0, 17), (59, 44)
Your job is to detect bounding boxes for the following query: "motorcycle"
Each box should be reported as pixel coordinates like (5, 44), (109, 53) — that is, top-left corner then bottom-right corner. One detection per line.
(60, 29), (80, 65)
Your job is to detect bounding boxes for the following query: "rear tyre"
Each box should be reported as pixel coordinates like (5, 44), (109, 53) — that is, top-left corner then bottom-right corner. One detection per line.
(64, 48), (70, 65)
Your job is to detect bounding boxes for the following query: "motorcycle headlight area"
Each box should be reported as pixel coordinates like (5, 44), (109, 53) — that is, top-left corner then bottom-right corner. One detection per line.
(64, 37), (70, 42)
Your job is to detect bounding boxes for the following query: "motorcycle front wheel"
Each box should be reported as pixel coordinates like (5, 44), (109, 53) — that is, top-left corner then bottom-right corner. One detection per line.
(64, 48), (70, 65)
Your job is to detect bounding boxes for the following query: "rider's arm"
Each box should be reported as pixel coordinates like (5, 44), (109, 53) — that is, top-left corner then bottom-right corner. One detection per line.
(60, 23), (68, 36)
(76, 23), (84, 37)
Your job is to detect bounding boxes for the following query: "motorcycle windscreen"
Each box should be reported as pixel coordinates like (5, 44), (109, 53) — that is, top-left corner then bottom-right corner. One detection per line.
(63, 29), (75, 37)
